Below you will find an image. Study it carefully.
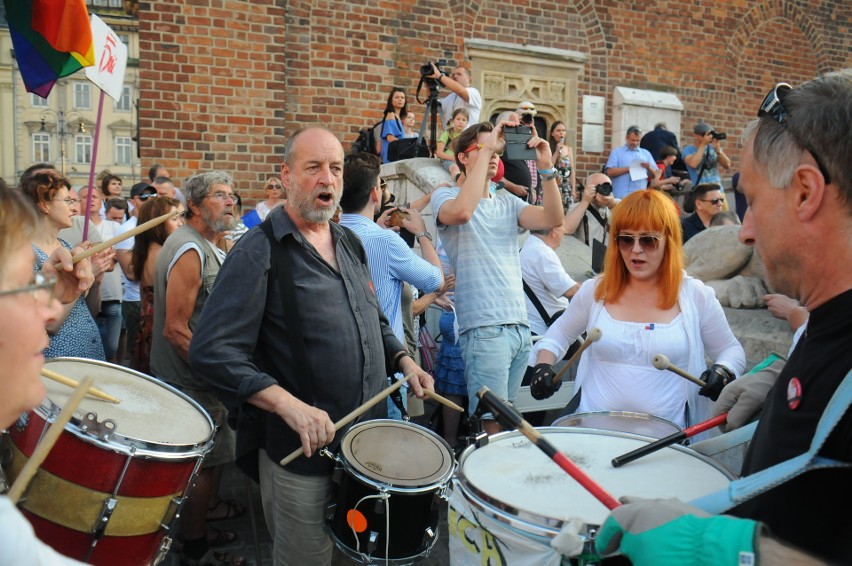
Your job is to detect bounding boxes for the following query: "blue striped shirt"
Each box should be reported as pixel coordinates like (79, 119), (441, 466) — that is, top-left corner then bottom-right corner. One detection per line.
(340, 214), (442, 341)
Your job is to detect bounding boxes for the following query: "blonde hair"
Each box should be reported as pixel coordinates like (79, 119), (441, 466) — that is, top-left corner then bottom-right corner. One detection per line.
(595, 190), (684, 309)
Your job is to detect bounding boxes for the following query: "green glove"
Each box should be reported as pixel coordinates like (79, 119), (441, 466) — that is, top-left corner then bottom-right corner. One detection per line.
(596, 498), (759, 566)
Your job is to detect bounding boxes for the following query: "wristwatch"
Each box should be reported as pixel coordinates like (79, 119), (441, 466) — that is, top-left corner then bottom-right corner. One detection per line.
(415, 231), (433, 242)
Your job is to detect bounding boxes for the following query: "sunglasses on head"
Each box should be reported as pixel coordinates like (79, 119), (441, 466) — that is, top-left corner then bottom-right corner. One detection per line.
(139, 193), (157, 200)
(758, 83), (832, 184)
(615, 234), (662, 251)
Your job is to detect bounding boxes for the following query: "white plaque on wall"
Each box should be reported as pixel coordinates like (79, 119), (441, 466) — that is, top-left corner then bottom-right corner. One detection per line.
(582, 124), (605, 153)
(583, 95), (606, 125)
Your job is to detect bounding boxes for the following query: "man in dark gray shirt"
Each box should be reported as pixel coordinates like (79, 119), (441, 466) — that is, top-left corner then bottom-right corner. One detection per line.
(189, 126), (434, 566)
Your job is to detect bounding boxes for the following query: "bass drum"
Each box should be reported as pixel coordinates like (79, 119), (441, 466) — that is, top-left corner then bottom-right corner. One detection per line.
(3, 358), (215, 565)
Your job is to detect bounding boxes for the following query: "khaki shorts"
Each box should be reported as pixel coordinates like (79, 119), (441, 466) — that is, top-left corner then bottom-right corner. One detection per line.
(178, 385), (236, 469)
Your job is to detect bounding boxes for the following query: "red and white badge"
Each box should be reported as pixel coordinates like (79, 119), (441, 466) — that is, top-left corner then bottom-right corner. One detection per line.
(787, 377), (803, 410)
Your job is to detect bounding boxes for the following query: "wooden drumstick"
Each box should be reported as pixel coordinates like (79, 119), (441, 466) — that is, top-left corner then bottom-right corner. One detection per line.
(8, 376), (93, 504)
(423, 389), (464, 413)
(552, 327), (603, 384)
(55, 210), (179, 268)
(279, 373), (415, 466)
(40, 368), (120, 404)
(652, 354), (706, 387)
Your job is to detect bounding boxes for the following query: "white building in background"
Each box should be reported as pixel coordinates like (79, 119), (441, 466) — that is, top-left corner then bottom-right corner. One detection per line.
(0, 1), (141, 192)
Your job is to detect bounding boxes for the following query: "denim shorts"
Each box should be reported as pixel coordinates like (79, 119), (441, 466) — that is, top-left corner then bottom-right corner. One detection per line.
(460, 324), (531, 416)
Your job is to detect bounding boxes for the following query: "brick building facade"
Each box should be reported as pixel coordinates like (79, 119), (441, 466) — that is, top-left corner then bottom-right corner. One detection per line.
(138, 0), (849, 205)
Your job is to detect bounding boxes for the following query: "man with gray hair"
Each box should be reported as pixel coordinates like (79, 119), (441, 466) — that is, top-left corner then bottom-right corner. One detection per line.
(592, 70), (852, 565)
(189, 128), (434, 565)
(150, 172), (244, 565)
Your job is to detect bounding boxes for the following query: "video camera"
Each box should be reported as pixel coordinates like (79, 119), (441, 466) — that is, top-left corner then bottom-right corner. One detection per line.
(420, 59), (449, 77)
(710, 131), (727, 141)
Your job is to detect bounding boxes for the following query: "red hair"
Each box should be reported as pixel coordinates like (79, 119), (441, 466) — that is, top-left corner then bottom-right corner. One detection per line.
(594, 190), (684, 309)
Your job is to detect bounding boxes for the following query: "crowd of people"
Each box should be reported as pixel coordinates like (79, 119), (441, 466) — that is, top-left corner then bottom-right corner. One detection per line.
(0, 67), (849, 566)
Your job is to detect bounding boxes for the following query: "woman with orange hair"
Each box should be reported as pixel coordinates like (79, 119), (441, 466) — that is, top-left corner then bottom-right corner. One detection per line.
(531, 189), (745, 428)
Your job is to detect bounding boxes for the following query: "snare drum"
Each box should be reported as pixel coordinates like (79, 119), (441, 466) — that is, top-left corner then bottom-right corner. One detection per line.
(327, 420), (455, 564)
(551, 411), (682, 439)
(3, 358), (215, 565)
(449, 427), (733, 565)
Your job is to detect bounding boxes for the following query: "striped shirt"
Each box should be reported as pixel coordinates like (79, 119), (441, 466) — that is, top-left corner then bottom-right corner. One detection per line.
(339, 214), (442, 342)
(431, 187), (529, 334)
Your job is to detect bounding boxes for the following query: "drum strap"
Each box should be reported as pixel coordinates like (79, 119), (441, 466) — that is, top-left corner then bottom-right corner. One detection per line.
(691, 368), (852, 514)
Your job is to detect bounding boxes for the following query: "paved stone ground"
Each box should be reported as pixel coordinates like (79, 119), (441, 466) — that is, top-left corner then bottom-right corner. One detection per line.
(161, 401), (453, 566)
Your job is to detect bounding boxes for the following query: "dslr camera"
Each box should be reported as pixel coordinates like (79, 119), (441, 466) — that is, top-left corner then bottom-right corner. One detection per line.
(420, 59), (448, 77)
(710, 131), (727, 141)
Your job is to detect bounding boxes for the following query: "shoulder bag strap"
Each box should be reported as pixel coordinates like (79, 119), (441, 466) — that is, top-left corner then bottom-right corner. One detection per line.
(523, 278), (556, 326)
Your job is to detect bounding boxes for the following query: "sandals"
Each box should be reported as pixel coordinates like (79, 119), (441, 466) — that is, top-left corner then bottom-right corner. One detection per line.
(179, 549), (246, 566)
(206, 498), (246, 522)
(206, 527), (237, 547)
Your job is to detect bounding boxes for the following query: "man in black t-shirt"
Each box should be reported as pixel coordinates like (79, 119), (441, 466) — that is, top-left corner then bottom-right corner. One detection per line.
(593, 71), (852, 565)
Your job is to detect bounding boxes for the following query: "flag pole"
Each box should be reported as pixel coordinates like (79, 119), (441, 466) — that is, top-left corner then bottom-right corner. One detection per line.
(82, 89), (106, 242)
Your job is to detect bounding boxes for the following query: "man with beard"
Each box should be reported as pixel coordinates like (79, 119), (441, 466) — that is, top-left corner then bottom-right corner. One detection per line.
(150, 172), (245, 566)
(189, 127), (434, 566)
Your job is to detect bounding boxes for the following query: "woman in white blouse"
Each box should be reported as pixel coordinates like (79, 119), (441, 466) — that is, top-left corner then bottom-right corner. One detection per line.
(255, 177), (285, 221)
(531, 189), (745, 429)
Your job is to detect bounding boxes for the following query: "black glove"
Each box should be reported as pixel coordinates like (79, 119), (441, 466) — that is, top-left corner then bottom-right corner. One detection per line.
(530, 363), (561, 400)
(698, 364), (736, 401)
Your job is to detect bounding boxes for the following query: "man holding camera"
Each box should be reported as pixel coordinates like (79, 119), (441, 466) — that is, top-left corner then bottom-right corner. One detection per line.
(604, 126), (659, 199)
(563, 172), (618, 250)
(683, 122), (731, 186)
(497, 107), (541, 201)
(427, 62), (482, 127)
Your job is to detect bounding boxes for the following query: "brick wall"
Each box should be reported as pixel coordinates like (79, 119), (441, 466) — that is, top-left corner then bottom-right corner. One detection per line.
(138, 0), (849, 206)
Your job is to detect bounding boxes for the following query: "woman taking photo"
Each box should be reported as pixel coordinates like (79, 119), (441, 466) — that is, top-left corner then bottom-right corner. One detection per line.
(380, 86), (408, 163)
(531, 190), (745, 429)
(22, 171), (107, 361)
(131, 196), (183, 374)
(549, 121), (577, 207)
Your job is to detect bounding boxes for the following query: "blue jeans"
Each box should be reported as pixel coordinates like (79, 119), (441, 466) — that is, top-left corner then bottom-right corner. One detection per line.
(95, 300), (122, 360)
(460, 324), (531, 416)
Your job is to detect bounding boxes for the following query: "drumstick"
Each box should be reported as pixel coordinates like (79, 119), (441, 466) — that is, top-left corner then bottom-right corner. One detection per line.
(40, 368), (120, 404)
(8, 376), (93, 504)
(552, 327), (603, 384)
(652, 354), (707, 387)
(611, 413), (728, 468)
(55, 210), (179, 268)
(279, 374), (415, 466)
(476, 386), (621, 510)
(423, 389), (464, 412)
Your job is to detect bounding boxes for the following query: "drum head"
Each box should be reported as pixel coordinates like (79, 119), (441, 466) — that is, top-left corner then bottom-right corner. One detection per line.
(456, 428), (733, 531)
(40, 358), (214, 450)
(551, 411), (681, 439)
(340, 420), (454, 488)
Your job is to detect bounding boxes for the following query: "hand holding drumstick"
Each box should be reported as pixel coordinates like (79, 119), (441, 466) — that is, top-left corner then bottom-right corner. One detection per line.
(530, 328), (603, 400)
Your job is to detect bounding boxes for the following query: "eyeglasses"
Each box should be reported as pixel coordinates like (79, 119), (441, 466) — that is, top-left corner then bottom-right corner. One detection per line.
(758, 82), (832, 184)
(53, 197), (78, 206)
(699, 198), (725, 205)
(0, 273), (57, 306)
(461, 143), (503, 157)
(206, 191), (237, 202)
(615, 234), (663, 251)
(379, 180), (389, 192)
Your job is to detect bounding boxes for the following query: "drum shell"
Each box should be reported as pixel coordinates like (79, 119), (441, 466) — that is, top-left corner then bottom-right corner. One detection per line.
(4, 358), (215, 565)
(327, 420), (455, 563)
(551, 411), (682, 439)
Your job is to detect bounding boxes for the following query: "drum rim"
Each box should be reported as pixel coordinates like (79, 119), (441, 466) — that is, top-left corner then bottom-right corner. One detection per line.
(550, 410), (683, 437)
(338, 419), (455, 492)
(454, 427), (735, 538)
(36, 357), (215, 459)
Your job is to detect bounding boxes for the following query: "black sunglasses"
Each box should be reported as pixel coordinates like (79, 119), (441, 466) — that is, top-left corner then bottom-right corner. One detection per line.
(758, 83), (831, 184)
(138, 192), (157, 200)
(699, 198), (725, 205)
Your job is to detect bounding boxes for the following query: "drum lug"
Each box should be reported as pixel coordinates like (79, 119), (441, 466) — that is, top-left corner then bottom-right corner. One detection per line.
(152, 536), (173, 565)
(367, 531), (379, 556)
(320, 447), (337, 462)
(92, 497), (117, 541)
(422, 526), (436, 548)
(161, 495), (186, 531)
(79, 412), (117, 442)
(325, 501), (337, 522)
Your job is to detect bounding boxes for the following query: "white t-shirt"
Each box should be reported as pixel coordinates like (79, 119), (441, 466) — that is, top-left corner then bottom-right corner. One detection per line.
(0, 497), (87, 565)
(58, 216), (123, 302)
(440, 86), (482, 127)
(520, 235), (577, 335)
(114, 216), (140, 302)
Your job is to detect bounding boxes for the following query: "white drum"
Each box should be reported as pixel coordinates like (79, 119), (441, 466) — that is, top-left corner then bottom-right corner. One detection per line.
(449, 428), (734, 565)
(551, 411), (682, 439)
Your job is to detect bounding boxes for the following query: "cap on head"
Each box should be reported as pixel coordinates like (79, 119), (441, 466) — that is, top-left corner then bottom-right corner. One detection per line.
(516, 101), (537, 116)
(130, 182), (157, 198)
(694, 123), (713, 134)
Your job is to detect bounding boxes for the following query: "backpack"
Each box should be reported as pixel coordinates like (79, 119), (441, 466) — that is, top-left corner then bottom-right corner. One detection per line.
(350, 113), (388, 156)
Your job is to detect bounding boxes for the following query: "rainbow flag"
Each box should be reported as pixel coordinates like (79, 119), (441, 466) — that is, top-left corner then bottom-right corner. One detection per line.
(4, 0), (95, 98)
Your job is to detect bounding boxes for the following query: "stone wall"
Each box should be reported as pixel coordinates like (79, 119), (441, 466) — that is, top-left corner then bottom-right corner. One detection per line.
(137, 0), (849, 206)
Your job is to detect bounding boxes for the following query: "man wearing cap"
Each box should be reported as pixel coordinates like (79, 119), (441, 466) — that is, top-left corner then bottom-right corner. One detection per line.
(683, 122), (731, 186)
(427, 63), (482, 127)
(604, 126), (658, 199)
